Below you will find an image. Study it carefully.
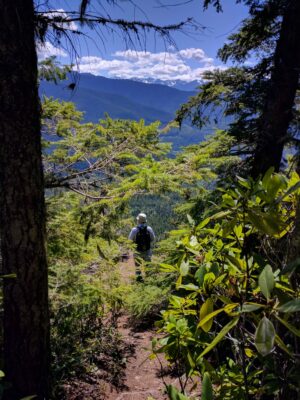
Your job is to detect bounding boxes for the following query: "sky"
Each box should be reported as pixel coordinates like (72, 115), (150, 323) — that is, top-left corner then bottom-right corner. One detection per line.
(36, 0), (249, 83)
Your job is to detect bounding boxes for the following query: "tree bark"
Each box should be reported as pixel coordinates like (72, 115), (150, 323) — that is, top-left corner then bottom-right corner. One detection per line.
(251, 0), (300, 178)
(0, 1), (50, 399)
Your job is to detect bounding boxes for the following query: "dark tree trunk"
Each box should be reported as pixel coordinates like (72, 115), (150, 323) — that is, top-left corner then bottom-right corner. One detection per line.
(0, 1), (50, 399)
(251, 0), (300, 178)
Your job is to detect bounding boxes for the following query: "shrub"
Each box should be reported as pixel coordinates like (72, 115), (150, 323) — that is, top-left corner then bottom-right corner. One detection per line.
(155, 170), (300, 399)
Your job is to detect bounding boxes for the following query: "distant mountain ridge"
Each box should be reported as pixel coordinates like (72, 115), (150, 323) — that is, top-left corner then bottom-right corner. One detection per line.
(40, 73), (220, 151)
(132, 78), (201, 91)
(40, 73), (195, 123)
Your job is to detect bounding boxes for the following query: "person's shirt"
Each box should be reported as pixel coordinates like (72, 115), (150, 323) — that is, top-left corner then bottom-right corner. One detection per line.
(128, 223), (155, 244)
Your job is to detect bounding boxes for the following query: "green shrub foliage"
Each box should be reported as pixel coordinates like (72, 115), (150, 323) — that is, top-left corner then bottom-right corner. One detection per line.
(154, 169), (300, 399)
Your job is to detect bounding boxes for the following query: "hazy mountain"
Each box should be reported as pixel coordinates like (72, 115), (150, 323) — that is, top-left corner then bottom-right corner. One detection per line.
(40, 73), (220, 151)
(40, 73), (195, 123)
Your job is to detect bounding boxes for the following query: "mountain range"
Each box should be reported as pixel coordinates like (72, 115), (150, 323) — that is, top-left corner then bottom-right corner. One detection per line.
(40, 73), (218, 151)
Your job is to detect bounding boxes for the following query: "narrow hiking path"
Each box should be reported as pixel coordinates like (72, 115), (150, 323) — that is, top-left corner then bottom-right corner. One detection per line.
(106, 255), (181, 400)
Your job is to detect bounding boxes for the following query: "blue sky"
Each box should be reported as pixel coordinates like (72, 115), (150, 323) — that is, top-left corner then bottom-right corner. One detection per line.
(37, 0), (249, 82)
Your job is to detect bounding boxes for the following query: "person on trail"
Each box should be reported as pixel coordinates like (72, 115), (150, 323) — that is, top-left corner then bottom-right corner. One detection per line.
(128, 213), (155, 281)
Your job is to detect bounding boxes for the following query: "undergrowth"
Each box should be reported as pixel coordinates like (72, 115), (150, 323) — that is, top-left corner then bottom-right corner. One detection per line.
(124, 263), (174, 323)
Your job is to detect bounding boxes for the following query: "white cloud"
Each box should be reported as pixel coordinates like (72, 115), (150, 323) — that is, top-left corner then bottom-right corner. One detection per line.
(78, 48), (225, 83)
(178, 48), (214, 66)
(42, 9), (78, 31)
(37, 41), (67, 59)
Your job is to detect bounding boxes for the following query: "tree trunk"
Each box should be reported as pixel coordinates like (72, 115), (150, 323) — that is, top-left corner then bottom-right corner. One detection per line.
(251, 0), (300, 178)
(0, 1), (50, 399)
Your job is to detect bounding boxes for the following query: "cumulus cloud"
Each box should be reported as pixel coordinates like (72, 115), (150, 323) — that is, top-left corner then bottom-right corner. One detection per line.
(37, 41), (68, 59)
(42, 9), (78, 31)
(178, 48), (214, 66)
(78, 48), (225, 83)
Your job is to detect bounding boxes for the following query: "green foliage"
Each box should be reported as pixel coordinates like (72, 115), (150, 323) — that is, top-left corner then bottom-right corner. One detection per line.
(176, 1), (300, 164)
(125, 265), (173, 321)
(46, 191), (127, 396)
(173, 129), (240, 183)
(50, 262), (104, 379)
(42, 97), (188, 271)
(42, 98), (170, 197)
(154, 169), (300, 399)
(166, 372), (213, 400)
(38, 56), (72, 84)
(202, 372), (213, 400)
(125, 283), (169, 321)
(167, 385), (191, 400)
(175, 67), (269, 160)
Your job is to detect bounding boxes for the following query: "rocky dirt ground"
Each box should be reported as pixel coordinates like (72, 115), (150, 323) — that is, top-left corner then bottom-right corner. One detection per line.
(105, 256), (182, 400)
(62, 256), (190, 400)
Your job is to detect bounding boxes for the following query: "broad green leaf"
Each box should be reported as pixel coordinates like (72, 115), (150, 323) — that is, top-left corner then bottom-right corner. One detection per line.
(198, 317), (239, 359)
(248, 210), (282, 236)
(258, 265), (274, 301)
(195, 266), (207, 287)
(203, 272), (215, 286)
(178, 283), (199, 291)
(210, 210), (232, 220)
(167, 385), (190, 400)
(187, 349), (196, 369)
(197, 217), (211, 230)
(255, 316), (275, 356)
(214, 273), (226, 286)
(240, 303), (265, 313)
(180, 260), (190, 276)
(275, 282), (294, 294)
(198, 303), (238, 329)
(0, 370), (4, 378)
(218, 295), (233, 305)
(262, 167), (275, 187)
(160, 263), (178, 273)
(278, 299), (300, 313)
(222, 193), (237, 206)
(200, 298), (214, 332)
(266, 174), (287, 199)
(263, 214), (284, 235)
(185, 247), (201, 256)
(223, 303), (239, 314)
(169, 296), (183, 309)
(236, 175), (251, 189)
(176, 274), (182, 286)
(275, 315), (300, 337)
(202, 372), (213, 400)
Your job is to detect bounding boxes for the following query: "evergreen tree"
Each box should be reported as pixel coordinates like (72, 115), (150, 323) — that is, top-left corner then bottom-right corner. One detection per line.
(177, 0), (300, 177)
(0, 1), (49, 398)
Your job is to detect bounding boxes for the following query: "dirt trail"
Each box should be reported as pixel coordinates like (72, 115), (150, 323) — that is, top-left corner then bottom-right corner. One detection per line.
(106, 256), (179, 400)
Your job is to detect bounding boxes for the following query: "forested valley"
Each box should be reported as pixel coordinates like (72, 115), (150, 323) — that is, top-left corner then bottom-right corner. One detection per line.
(0, 1), (300, 399)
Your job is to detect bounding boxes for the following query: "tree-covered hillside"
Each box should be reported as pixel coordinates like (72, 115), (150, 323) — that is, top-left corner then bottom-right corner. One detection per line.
(40, 73), (225, 151)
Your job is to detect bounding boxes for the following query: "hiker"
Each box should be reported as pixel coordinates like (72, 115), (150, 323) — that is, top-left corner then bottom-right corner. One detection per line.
(128, 213), (155, 280)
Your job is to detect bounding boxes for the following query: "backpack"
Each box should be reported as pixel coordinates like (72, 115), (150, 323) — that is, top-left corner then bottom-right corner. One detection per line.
(135, 226), (151, 252)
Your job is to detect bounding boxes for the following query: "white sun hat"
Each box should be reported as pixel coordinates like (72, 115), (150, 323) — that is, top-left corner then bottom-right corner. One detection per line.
(136, 213), (147, 223)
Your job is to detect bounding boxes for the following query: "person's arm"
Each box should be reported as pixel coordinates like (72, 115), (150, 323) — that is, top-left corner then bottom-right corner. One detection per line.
(148, 226), (156, 242)
(128, 227), (137, 241)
